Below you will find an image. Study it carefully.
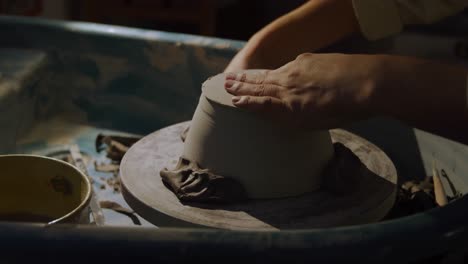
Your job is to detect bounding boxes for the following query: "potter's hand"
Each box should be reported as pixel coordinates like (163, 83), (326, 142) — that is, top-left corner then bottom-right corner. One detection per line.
(224, 53), (468, 144)
(224, 53), (377, 129)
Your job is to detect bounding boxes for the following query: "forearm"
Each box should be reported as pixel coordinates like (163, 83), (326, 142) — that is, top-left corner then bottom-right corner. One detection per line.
(242, 0), (359, 69)
(371, 55), (468, 142)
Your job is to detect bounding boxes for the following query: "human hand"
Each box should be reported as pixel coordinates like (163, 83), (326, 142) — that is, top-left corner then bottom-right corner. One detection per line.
(224, 53), (380, 129)
(224, 52), (468, 143)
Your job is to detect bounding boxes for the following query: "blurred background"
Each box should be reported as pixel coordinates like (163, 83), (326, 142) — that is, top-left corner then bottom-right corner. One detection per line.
(1, 0), (468, 47)
(0, 0), (311, 40)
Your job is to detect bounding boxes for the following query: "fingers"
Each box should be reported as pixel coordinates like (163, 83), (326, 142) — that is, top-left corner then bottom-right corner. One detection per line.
(225, 80), (282, 97)
(224, 71), (287, 119)
(225, 70), (270, 84)
(231, 96), (284, 114)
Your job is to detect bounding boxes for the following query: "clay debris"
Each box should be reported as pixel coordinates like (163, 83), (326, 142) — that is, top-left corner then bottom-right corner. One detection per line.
(95, 133), (141, 162)
(99, 200), (141, 225)
(94, 134), (142, 193)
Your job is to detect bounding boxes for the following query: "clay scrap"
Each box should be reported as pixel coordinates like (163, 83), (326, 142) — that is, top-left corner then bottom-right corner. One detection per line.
(94, 133), (142, 194)
(160, 157), (248, 203)
(95, 133), (141, 162)
(99, 200), (141, 225)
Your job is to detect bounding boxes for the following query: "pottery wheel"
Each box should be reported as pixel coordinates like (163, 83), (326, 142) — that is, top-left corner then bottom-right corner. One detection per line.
(121, 121), (397, 230)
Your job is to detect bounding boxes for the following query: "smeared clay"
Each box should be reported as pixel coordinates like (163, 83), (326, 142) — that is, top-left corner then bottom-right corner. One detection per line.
(161, 141), (369, 203)
(160, 157), (247, 203)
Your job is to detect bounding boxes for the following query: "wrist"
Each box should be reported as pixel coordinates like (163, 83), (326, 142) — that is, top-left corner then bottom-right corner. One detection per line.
(356, 55), (390, 118)
(368, 55), (468, 123)
(366, 55), (419, 119)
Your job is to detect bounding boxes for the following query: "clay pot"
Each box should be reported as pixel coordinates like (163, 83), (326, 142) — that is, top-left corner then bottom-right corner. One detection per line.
(183, 71), (334, 199)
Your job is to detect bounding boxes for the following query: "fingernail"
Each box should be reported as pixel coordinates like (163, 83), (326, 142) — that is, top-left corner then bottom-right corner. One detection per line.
(232, 96), (241, 104)
(226, 73), (236, 80)
(225, 80), (234, 89)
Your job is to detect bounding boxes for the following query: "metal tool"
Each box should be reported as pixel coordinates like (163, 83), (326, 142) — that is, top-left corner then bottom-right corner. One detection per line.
(441, 169), (463, 199)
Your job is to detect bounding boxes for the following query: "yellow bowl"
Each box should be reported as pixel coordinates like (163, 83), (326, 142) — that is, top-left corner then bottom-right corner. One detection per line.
(0, 155), (92, 224)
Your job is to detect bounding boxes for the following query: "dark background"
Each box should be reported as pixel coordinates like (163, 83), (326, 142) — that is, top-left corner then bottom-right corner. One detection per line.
(0, 0), (307, 41)
(1, 0), (468, 40)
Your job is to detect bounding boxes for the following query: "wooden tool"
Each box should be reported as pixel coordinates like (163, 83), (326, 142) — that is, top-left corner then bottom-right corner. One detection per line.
(432, 159), (448, 207)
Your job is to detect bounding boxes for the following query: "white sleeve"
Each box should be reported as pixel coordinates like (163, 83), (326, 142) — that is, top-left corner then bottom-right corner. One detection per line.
(352, 0), (468, 40)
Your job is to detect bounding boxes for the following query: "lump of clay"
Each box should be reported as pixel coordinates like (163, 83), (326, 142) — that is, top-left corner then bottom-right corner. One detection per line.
(160, 157), (247, 203)
(181, 71), (335, 199)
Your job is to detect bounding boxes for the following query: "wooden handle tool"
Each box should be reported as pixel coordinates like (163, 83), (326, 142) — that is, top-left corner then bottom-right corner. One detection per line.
(432, 159), (448, 207)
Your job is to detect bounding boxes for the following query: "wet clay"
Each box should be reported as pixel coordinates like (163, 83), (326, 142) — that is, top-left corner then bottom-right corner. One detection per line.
(161, 157), (248, 203)
(161, 142), (364, 203)
(182, 71), (335, 199)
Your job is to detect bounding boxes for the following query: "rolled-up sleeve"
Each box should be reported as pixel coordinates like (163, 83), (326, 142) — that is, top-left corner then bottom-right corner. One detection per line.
(352, 0), (468, 40)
